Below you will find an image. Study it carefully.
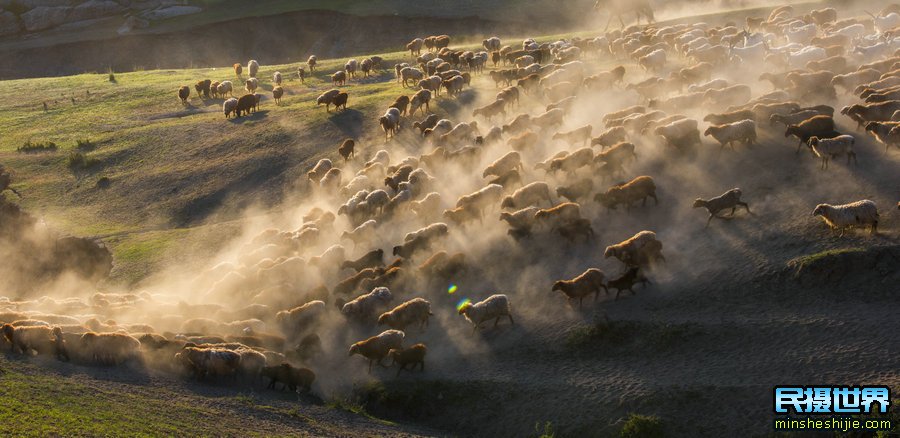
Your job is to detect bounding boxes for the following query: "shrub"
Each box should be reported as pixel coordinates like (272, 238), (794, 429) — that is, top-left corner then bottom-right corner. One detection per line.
(17, 141), (57, 154)
(66, 152), (101, 171)
(75, 139), (95, 152)
(620, 414), (664, 438)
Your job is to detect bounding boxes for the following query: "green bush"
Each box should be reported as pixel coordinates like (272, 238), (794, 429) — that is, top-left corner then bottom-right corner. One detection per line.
(66, 152), (101, 171)
(75, 139), (96, 151)
(17, 141), (57, 154)
(620, 414), (664, 438)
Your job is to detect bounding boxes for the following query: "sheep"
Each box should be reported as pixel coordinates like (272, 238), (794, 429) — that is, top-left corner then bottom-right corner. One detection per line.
(79, 332), (141, 365)
(404, 222), (449, 243)
(275, 300), (325, 337)
(556, 179), (594, 203)
(607, 267), (650, 300)
(591, 126), (628, 149)
(388, 344), (427, 376)
(233, 63), (242, 77)
(841, 101), (900, 129)
(582, 66), (626, 90)
(813, 200), (879, 236)
(380, 108), (402, 140)
(331, 70), (347, 86)
(262, 363), (315, 392)
(177, 346), (241, 380)
(638, 49), (666, 73)
(332, 92), (348, 111)
(307, 159), (333, 183)
(832, 69), (882, 92)
(604, 230), (664, 267)
(217, 80), (233, 97)
(400, 67), (425, 87)
(482, 152), (523, 178)
(349, 329), (405, 371)
(864, 121), (900, 152)
(246, 59), (259, 78)
(497, 86), (520, 108)
(692, 188), (750, 226)
(808, 136), (857, 170)
(178, 85), (190, 104)
(458, 294), (513, 333)
(500, 182), (553, 210)
(531, 108), (566, 131)
(704, 119), (757, 150)
(438, 121), (479, 147)
(233, 93), (257, 117)
(703, 110), (755, 126)
(594, 176), (657, 210)
(316, 89), (341, 112)
(770, 110), (827, 127)
(784, 116), (839, 151)
(244, 77), (258, 93)
(340, 220), (377, 249)
(335, 138), (356, 161)
(342, 286), (393, 322)
(549, 147), (594, 174)
(552, 268), (607, 307)
(2, 324), (56, 355)
(473, 99), (506, 121)
(499, 206), (540, 231)
(378, 298), (432, 331)
(534, 202), (582, 229)
(341, 249), (384, 273)
(654, 118), (701, 152)
(593, 141), (636, 176)
(552, 125), (593, 147)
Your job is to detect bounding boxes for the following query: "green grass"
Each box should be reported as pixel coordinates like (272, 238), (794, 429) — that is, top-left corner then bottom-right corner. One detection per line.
(620, 413), (665, 438)
(16, 140), (57, 154)
(786, 247), (867, 271)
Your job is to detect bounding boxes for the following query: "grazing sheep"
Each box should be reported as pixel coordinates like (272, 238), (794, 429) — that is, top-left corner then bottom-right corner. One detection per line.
(808, 136), (857, 170)
(307, 55), (318, 72)
(378, 298), (432, 331)
(338, 139), (355, 161)
(407, 38), (425, 56)
(194, 79), (211, 98)
(443, 205), (482, 226)
(275, 300), (325, 337)
(223, 98), (238, 118)
(349, 329), (405, 371)
(245, 77), (258, 93)
(595, 176), (657, 210)
(178, 86), (190, 104)
(2, 324), (56, 355)
(248, 60), (259, 78)
(272, 86), (284, 105)
(607, 267), (650, 300)
(604, 230), (664, 267)
(233, 63), (242, 77)
(262, 363), (315, 392)
(400, 67), (425, 88)
(552, 268), (607, 307)
(458, 294), (513, 333)
(389, 344), (427, 376)
(380, 108), (402, 140)
(500, 182), (553, 209)
(692, 188), (750, 226)
(217, 80), (233, 97)
(704, 119), (757, 150)
(234, 94), (256, 117)
(316, 89), (341, 112)
(332, 70), (347, 86)
(332, 92), (348, 111)
(813, 200), (879, 236)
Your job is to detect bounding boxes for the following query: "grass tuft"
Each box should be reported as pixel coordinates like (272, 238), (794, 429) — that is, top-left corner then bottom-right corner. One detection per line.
(66, 151), (101, 171)
(620, 413), (665, 438)
(16, 141), (57, 154)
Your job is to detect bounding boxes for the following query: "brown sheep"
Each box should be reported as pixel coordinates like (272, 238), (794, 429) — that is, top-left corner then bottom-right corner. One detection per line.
(332, 70), (347, 86)
(349, 329), (404, 372)
(390, 95), (410, 116)
(194, 79), (211, 98)
(556, 218), (594, 242)
(262, 363), (316, 392)
(556, 178), (594, 202)
(784, 115), (838, 151)
(607, 267), (650, 300)
(332, 92), (349, 111)
(552, 268), (607, 307)
(233, 63), (242, 77)
(178, 86), (190, 104)
(234, 94), (256, 117)
(2, 324), (56, 356)
(272, 86), (284, 105)
(594, 176), (657, 210)
(552, 125), (593, 146)
(338, 139), (355, 161)
(389, 344), (427, 376)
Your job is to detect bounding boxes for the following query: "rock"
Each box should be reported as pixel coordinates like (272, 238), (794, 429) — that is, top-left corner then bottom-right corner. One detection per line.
(20, 0), (78, 8)
(117, 14), (148, 34)
(20, 5), (72, 32)
(140, 5), (201, 21)
(67, 0), (123, 22)
(0, 10), (21, 37)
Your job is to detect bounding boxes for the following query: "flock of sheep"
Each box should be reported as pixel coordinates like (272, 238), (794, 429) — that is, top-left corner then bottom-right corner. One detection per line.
(3, 3), (900, 399)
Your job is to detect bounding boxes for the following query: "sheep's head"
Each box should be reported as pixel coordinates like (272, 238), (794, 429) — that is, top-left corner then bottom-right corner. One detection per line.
(784, 125), (797, 138)
(51, 326), (62, 338)
(457, 303), (472, 315)
(703, 127), (713, 137)
(692, 198), (707, 209)
(864, 122), (879, 132)
(348, 344), (360, 356)
(812, 204), (827, 217)
(551, 281), (566, 292)
(1, 324), (13, 339)
(603, 246), (617, 258)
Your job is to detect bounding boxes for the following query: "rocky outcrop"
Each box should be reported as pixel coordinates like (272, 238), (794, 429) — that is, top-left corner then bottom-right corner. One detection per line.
(68, 0), (124, 22)
(20, 6), (72, 32)
(140, 5), (201, 21)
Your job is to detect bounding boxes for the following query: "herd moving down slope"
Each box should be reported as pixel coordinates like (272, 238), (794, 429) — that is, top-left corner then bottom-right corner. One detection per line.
(3, 2), (900, 435)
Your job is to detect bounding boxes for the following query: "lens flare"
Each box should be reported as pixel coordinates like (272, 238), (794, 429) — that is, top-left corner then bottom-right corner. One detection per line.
(455, 298), (471, 312)
(448, 284), (458, 294)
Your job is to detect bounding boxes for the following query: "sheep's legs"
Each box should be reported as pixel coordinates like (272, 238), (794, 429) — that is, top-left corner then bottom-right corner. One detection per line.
(738, 202), (750, 214)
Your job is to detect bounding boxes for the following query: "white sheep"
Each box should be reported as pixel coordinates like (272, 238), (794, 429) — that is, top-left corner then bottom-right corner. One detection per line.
(410, 192), (443, 220)
(223, 98), (238, 118)
(349, 329), (405, 371)
(458, 294), (513, 333)
(482, 151), (523, 178)
(703, 119), (756, 150)
(500, 182), (554, 209)
(273, 71), (282, 85)
(638, 49), (666, 72)
(275, 300), (325, 336)
(342, 287), (393, 321)
(456, 184), (504, 216)
(378, 298), (432, 331)
(499, 206), (540, 231)
(404, 222), (448, 243)
(807, 135), (856, 170)
(248, 59), (259, 78)
(341, 219), (377, 248)
(813, 200), (879, 236)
